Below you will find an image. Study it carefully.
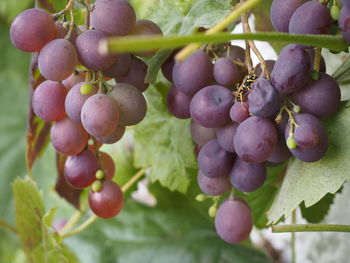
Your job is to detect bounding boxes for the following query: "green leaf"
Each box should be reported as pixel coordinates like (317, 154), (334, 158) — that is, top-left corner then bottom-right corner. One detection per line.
(268, 105), (350, 224)
(332, 55), (350, 85)
(300, 193), (336, 224)
(134, 84), (196, 193)
(145, 49), (172, 83)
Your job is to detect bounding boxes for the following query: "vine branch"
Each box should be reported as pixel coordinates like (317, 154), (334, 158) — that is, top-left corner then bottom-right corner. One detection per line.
(272, 224), (350, 233)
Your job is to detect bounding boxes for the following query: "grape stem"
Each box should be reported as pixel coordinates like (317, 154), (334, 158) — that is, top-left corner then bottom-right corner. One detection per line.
(313, 47), (322, 73)
(291, 210), (296, 263)
(60, 168), (148, 239)
(240, 1), (253, 73)
(84, 0), (90, 29)
(53, 0), (75, 20)
(272, 224), (350, 233)
(0, 218), (16, 234)
(65, 5), (75, 41)
(59, 210), (83, 235)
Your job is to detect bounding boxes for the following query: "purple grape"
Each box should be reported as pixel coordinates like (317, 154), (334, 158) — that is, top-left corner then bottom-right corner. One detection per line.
(62, 71), (86, 90)
(343, 0), (350, 10)
(215, 198), (253, 244)
(117, 57), (149, 92)
(32, 80), (67, 121)
(190, 85), (234, 128)
(254, 60), (275, 77)
(218, 45), (245, 63)
(166, 85), (191, 119)
(267, 133), (291, 165)
(213, 58), (242, 87)
(51, 117), (89, 156)
(230, 102), (250, 123)
(271, 44), (311, 94)
(75, 29), (116, 70)
(198, 139), (235, 178)
(55, 21), (78, 42)
(65, 82), (98, 123)
(38, 39), (78, 81)
(96, 126), (125, 144)
(103, 53), (132, 78)
(289, 1), (332, 36)
(100, 152), (115, 179)
(216, 122), (238, 153)
(81, 94), (120, 137)
(197, 171), (231, 196)
(161, 50), (178, 82)
(108, 83), (147, 126)
(292, 73), (340, 118)
(172, 50), (213, 96)
(190, 120), (216, 147)
(270, 0), (307, 32)
(10, 8), (56, 52)
(234, 116), (278, 163)
(339, 7), (350, 44)
(229, 158), (266, 192)
(248, 78), (280, 118)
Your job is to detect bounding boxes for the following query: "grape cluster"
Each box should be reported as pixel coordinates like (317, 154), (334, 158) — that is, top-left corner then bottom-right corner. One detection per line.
(10, 0), (163, 219)
(163, 0), (346, 244)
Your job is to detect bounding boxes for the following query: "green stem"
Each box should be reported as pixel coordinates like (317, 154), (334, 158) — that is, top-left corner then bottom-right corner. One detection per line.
(0, 218), (16, 234)
(100, 32), (347, 58)
(291, 211), (296, 263)
(59, 210), (83, 235)
(272, 224), (350, 233)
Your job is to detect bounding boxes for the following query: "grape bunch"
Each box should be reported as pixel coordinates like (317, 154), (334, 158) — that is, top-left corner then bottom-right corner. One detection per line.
(10, 0), (163, 219)
(163, 0), (346, 244)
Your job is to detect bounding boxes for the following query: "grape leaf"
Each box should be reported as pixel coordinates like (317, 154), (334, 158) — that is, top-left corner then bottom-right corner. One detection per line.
(268, 105), (350, 224)
(332, 55), (350, 85)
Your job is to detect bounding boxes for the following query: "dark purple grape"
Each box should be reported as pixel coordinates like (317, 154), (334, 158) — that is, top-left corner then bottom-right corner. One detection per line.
(254, 60), (275, 77)
(266, 133), (291, 165)
(234, 116), (278, 163)
(289, 1), (332, 36)
(54, 21), (77, 42)
(286, 113), (328, 162)
(96, 126), (125, 144)
(197, 171), (231, 196)
(216, 122), (238, 153)
(229, 158), (266, 192)
(271, 44), (311, 94)
(91, 0), (136, 36)
(215, 198), (253, 244)
(51, 117), (89, 156)
(172, 50), (213, 96)
(81, 94), (120, 137)
(32, 80), (67, 121)
(198, 139), (235, 178)
(213, 58), (241, 87)
(161, 50), (178, 82)
(100, 152), (115, 179)
(292, 73), (340, 118)
(190, 120), (216, 146)
(64, 150), (99, 189)
(65, 82), (98, 123)
(62, 71), (86, 90)
(248, 78), (280, 118)
(343, 0), (350, 10)
(10, 8), (56, 52)
(88, 180), (124, 218)
(103, 53), (132, 78)
(109, 83), (147, 125)
(339, 7), (350, 44)
(117, 57), (149, 92)
(75, 29), (116, 70)
(270, 0), (307, 32)
(218, 45), (245, 63)
(230, 102), (250, 123)
(38, 39), (78, 81)
(190, 85), (234, 128)
(166, 85), (191, 119)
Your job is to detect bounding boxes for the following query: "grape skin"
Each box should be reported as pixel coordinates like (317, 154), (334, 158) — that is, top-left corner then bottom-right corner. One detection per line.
(339, 7), (350, 44)
(216, 122), (238, 153)
(62, 71), (86, 90)
(10, 8), (56, 52)
(161, 50), (178, 82)
(213, 58), (242, 87)
(217, 45), (245, 63)
(103, 53), (132, 78)
(100, 152), (115, 180)
(96, 126), (125, 144)
(117, 57), (149, 92)
(266, 134), (291, 165)
(88, 180), (124, 219)
(190, 120), (216, 147)
(55, 21), (77, 42)
(167, 85), (191, 119)
(230, 102), (250, 123)
(197, 171), (231, 196)
(343, 0), (350, 10)
(254, 60), (275, 77)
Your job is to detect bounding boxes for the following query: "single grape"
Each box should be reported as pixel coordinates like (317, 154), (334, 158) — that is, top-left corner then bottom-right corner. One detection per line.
(229, 158), (266, 192)
(103, 53), (132, 78)
(215, 198), (253, 244)
(108, 83), (147, 126)
(75, 29), (116, 70)
(62, 71), (86, 90)
(216, 122), (238, 153)
(339, 7), (350, 44)
(230, 102), (250, 123)
(198, 139), (235, 178)
(197, 171), (231, 196)
(81, 94), (120, 137)
(117, 57), (149, 92)
(100, 152), (115, 179)
(96, 125), (125, 144)
(166, 85), (191, 119)
(292, 73), (340, 118)
(248, 78), (280, 118)
(217, 45), (245, 63)
(271, 44), (311, 94)
(266, 133), (291, 165)
(88, 180), (124, 218)
(161, 50), (178, 82)
(190, 120), (216, 147)
(64, 150), (99, 189)
(91, 0), (136, 36)
(51, 117), (89, 156)
(343, 0), (350, 10)
(38, 39), (78, 81)
(234, 116), (278, 163)
(254, 60), (275, 77)
(32, 80), (67, 121)
(289, 1), (332, 36)
(172, 50), (213, 96)
(270, 0), (307, 32)
(190, 85), (234, 128)
(213, 58), (242, 87)
(55, 21), (77, 42)
(10, 8), (56, 52)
